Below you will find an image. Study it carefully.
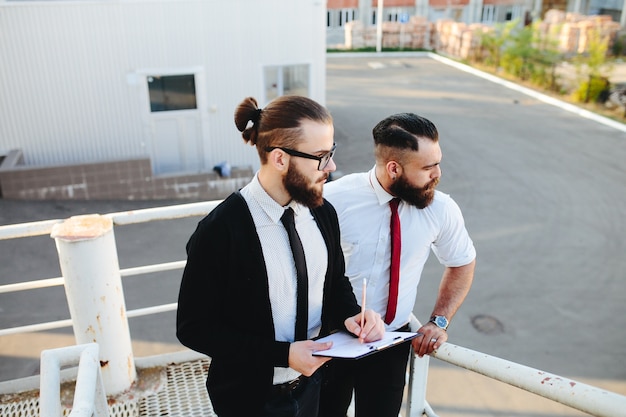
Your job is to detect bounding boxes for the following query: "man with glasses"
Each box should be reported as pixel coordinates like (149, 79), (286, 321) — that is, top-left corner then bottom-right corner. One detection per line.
(176, 95), (385, 417)
(320, 113), (476, 417)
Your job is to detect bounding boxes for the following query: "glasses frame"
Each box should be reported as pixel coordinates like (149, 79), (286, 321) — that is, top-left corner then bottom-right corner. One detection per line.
(265, 143), (336, 171)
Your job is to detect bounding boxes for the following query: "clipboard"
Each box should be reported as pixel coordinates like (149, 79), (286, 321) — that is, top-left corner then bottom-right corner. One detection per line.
(312, 330), (419, 359)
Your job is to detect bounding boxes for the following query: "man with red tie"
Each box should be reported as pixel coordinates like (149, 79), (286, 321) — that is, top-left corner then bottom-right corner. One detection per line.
(320, 112), (476, 417)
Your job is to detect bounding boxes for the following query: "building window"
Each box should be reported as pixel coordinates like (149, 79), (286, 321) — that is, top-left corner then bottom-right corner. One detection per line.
(372, 7), (412, 25)
(264, 64), (310, 102)
(147, 74), (197, 112)
(328, 9), (358, 28)
(482, 5), (496, 24)
(339, 9), (357, 27)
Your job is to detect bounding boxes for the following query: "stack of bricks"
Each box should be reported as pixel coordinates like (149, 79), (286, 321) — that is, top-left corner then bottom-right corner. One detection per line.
(408, 16), (433, 49)
(433, 19), (485, 59)
(344, 10), (621, 59)
(343, 17), (433, 50)
(430, 10), (620, 58)
(344, 20), (367, 49)
(380, 21), (411, 48)
(576, 16), (620, 54)
(533, 9), (620, 54)
(459, 23), (488, 59)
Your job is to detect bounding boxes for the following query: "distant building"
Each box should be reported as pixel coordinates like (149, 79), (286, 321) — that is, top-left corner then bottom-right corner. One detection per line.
(0, 0), (327, 200)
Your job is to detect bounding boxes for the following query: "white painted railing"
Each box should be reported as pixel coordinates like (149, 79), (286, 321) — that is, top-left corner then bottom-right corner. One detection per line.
(426, 343), (626, 417)
(2, 201), (626, 416)
(40, 343), (109, 417)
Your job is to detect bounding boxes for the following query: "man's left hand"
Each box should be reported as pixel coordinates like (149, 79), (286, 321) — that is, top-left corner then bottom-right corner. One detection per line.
(412, 323), (448, 357)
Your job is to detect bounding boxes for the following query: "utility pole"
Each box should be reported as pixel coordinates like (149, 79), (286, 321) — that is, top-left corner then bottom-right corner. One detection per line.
(376, 0), (384, 52)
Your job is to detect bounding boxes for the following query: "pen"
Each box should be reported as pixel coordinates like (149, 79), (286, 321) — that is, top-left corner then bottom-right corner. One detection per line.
(360, 278), (366, 343)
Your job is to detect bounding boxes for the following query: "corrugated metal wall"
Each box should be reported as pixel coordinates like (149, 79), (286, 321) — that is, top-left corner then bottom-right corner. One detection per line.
(0, 0), (327, 172)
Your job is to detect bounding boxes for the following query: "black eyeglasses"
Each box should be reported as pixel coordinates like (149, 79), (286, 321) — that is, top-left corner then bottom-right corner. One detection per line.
(265, 143), (336, 171)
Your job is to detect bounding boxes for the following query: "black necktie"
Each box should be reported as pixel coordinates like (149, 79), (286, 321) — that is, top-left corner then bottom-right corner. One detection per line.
(281, 208), (309, 341)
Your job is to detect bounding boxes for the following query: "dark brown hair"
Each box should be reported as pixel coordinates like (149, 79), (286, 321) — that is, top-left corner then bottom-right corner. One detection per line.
(372, 113), (438, 163)
(234, 96), (333, 163)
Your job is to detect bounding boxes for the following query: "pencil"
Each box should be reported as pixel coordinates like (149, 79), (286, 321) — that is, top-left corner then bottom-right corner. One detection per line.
(360, 278), (366, 342)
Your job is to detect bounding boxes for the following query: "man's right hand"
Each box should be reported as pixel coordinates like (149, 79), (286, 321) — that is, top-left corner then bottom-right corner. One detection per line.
(344, 309), (385, 343)
(288, 340), (333, 376)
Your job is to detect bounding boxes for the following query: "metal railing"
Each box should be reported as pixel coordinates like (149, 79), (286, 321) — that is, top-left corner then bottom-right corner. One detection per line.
(40, 343), (109, 417)
(2, 201), (626, 416)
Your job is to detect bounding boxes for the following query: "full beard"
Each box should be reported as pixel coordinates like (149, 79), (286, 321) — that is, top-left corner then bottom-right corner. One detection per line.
(389, 175), (439, 209)
(284, 165), (328, 208)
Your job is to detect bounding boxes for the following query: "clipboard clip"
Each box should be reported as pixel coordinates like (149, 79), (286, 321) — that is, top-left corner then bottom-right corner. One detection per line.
(368, 336), (403, 351)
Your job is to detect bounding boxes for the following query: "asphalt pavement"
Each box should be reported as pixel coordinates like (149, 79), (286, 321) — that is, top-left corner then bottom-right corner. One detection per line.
(1, 53), (625, 416)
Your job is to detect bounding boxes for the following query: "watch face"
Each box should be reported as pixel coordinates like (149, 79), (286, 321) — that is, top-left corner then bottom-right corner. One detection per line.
(434, 316), (448, 329)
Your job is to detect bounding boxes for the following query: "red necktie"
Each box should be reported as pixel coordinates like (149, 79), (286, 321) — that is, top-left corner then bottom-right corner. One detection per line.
(385, 198), (401, 324)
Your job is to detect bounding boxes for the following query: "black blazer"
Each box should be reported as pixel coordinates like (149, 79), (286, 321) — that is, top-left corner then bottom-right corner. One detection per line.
(176, 192), (359, 416)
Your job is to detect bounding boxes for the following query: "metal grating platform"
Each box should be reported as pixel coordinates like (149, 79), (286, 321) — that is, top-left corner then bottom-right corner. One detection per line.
(139, 358), (217, 417)
(0, 357), (217, 417)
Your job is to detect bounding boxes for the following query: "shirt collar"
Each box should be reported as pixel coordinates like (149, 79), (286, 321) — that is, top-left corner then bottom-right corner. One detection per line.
(368, 166), (395, 207)
(248, 173), (305, 224)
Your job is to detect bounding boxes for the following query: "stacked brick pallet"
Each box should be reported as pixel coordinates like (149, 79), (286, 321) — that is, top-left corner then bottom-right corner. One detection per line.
(344, 16), (433, 50)
(433, 19), (487, 59)
(344, 10), (621, 59)
(541, 9), (621, 54)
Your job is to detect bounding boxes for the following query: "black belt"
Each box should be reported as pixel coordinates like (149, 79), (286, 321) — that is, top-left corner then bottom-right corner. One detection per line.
(271, 376), (305, 396)
(395, 322), (411, 332)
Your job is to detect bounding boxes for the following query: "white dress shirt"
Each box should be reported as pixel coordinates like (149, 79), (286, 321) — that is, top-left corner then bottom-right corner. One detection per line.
(324, 167), (476, 330)
(240, 174), (327, 383)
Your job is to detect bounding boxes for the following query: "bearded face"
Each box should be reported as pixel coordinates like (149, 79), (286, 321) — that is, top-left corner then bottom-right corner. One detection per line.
(389, 174), (439, 209)
(283, 163), (329, 208)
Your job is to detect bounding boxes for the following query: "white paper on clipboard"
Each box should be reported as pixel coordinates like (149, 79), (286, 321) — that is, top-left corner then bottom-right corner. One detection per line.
(312, 331), (418, 359)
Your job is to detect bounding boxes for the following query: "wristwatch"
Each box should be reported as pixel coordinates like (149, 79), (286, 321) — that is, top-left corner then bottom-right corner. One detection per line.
(429, 315), (449, 331)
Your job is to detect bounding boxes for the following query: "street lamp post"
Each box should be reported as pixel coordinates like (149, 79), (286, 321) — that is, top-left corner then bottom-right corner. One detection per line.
(376, 0), (384, 52)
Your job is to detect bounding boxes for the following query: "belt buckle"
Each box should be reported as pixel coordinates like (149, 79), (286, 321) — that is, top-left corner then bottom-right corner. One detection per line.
(287, 376), (301, 391)
(272, 376), (301, 396)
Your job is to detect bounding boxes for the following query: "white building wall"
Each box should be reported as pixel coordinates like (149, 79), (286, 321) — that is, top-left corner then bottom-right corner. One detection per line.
(0, 0), (327, 173)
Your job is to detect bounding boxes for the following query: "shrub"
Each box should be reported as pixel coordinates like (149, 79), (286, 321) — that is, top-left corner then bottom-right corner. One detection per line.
(573, 76), (611, 103)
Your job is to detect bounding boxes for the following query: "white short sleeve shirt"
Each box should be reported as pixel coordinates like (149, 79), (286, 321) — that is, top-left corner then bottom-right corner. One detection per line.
(324, 167), (476, 330)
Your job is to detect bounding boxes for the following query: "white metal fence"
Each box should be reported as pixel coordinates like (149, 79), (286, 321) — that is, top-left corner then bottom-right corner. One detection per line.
(40, 343), (108, 417)
(1, 201), (626, 416)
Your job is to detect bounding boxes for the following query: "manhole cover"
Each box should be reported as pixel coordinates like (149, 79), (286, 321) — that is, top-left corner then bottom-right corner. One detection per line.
(471, 314), (504, 335)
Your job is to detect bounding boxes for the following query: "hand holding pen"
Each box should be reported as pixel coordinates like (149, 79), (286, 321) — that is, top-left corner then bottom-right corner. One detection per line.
(344, 278), (385, 343)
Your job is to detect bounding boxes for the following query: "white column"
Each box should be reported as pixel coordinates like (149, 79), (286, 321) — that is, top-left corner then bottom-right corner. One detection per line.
(376, 0), (384, 52)
(51, 215), (136, 395)
(468, 0), (484, 23)
(415, 0), (429, 19)
(621, 0), (626, 28)
(359, 0), (371, 26)
(530, 0), (543, 21)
